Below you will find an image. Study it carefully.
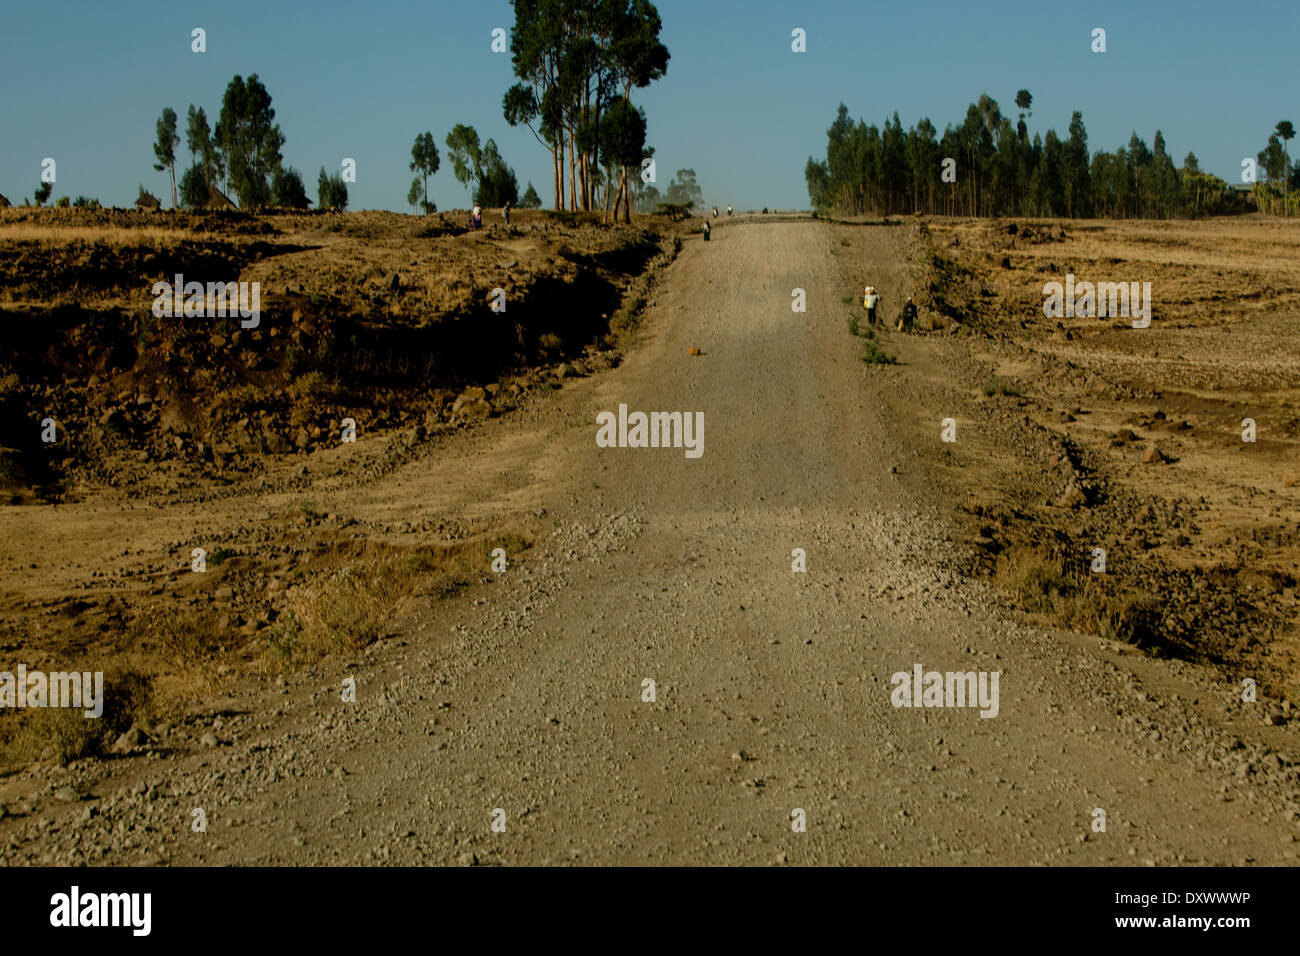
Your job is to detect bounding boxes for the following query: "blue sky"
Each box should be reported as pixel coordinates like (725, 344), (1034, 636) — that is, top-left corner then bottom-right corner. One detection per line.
(1, 0), (1295, 211)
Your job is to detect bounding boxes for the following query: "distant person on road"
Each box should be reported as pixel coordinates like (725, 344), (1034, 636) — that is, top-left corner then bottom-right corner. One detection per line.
(727, 204), (733, 216)
(898, 295), (918, 333)
(503, 200), (511, 226)
(863, 286), (880, 327)
(703, 220), (711, 242)
(472, 202), (482, 229)
(712, 205), (718, 217)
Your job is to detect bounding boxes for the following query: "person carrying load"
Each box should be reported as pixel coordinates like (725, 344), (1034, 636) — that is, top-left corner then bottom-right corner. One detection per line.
(863, 286), (880, 327)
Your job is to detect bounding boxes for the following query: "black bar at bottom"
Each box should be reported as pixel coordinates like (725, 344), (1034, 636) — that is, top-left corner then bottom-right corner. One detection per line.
(0, 865), (1288, 943)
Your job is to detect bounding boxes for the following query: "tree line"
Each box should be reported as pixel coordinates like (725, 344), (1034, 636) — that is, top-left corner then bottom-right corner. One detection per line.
(149, 74), (344, 212)
(50, 1), (674, 217)
(805, 92), (1297, 219)
(142, 74), (553, 214)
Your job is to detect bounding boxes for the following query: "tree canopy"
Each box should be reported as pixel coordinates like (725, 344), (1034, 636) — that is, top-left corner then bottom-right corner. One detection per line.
(214, 75), (285, 209)
(503, 0), (669, 217)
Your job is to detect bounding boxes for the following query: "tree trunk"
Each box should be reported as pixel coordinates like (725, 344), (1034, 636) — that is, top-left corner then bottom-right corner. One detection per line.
(553, 143), (562, 211)
(568, 131), (577, 211)
(603, 162), (615, 223)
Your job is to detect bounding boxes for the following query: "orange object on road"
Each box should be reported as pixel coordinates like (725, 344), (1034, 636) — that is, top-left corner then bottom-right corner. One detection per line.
(689, 347), (700, 356)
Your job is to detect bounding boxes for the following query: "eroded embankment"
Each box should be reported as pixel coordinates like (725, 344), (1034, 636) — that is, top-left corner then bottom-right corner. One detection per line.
(0, 209), (680, 502)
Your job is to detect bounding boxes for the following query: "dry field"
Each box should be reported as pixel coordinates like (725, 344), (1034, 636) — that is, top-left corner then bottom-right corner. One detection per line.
(900, 215), (1300, 699)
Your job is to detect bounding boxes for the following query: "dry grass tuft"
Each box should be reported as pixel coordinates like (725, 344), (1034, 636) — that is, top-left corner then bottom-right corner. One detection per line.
(994, 546), (1163, 652)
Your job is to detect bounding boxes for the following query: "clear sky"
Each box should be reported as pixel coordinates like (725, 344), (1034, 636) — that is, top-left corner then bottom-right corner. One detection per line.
(1, 0), (1295, 212)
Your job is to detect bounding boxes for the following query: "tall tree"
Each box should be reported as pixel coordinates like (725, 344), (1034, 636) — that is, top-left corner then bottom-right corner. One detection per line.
(185, 106), (210, 169)
(804, 157), (830, 209)
(663, 168), (702, 209)
(881, 112), (907, 214)
(1014, 89), (1032, 121)
(504, 0), (567, 210)
(152, 107), (180, 208)
(600, 98), (646, 221)
(445, 124), (483, 197)
(1277, 120), (1295, 213)
(505, 0), (668, 213)
(1127, 132), (1152, 215)
(409, 131), (440, 213)
(1063, 111), (1091, 217)
(637, 183), (661, 213)
(475, 139), (520, 207)
(214, 75), (285, 209)
(1151, 131), (1179, 217)
(184, 105), (222, 201)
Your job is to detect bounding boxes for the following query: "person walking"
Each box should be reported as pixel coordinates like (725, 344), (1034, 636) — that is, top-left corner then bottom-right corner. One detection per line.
(863, 286), (880, 327)
(471, 202), (482, 229)
(898, 295), (918, 333)
(503, 200), (511, 226)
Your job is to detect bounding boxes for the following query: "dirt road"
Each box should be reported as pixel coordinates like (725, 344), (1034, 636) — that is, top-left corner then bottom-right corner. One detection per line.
(4, 220), (1297, 865)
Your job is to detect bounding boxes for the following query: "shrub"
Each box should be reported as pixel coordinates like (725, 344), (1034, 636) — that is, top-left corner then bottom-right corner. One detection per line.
(180, 165), (209, 208)
(519, 182), (542, 208)
(982, 379), (1023, 398)
(862, 339), (897, 364)
(273, 166), (311, 209)
(289, 370), (341, 404)
(317, 167), (349, 211)
(537, 332), (564, 359)
(0, 663), (154, 767)
(610, 294), (647, 335)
